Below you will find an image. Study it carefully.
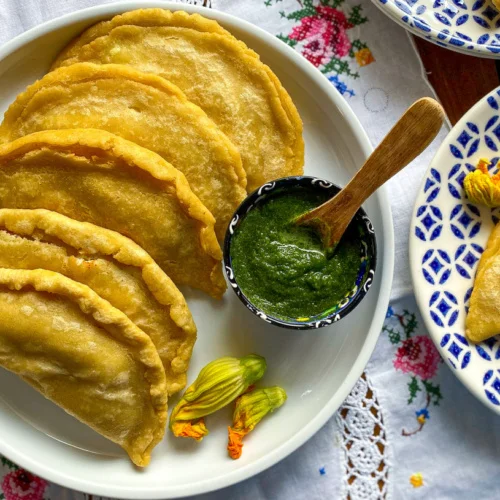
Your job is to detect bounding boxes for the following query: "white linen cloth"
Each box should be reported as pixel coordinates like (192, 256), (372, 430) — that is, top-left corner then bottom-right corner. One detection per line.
(1, 1), (499, 500)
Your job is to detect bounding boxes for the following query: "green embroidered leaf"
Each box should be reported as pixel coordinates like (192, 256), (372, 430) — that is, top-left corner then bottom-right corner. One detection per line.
(408, 376), (421, 404)
(423, 380), (443, 406)
(320, 0), (345, 8)
(285, 3), (316, 21)
(321, 57), (359, 79)
(349, 39), (368, 58)
(403, 310), (418, 338)
(0, 492), (5, 500)
(348, 5), (368, 25)
(1, 455), (18, 470)
(384, 327), (401, 345)
(276, 34), (297, 47)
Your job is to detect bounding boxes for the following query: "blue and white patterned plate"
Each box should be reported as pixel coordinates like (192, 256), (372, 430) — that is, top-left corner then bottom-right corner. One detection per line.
(411, 87), (500, 413)
(372, 0), (500, 58)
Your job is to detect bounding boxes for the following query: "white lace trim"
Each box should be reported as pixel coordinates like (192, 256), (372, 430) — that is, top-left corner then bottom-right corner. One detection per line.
(336, 373), (390, 499)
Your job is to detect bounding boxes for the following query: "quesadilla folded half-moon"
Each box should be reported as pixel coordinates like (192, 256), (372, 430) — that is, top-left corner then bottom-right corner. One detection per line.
(0, 268), (167, 467)
(0, 208), (196, 395)
(466, 222), (500, 342)
(0, 63), (247, 241)
(51, 8), (305, 192)
(0, 129), (226, 298)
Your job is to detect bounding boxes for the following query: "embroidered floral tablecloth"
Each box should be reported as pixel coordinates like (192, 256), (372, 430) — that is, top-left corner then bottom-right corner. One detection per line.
(1, 0), (499, 499)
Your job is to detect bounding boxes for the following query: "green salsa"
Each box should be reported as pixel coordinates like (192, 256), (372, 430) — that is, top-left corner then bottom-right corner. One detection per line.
(230, 188), (362, 321)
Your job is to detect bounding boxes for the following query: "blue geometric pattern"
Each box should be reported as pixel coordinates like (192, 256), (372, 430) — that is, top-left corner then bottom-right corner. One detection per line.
(412, 88), (500, 414)
(483, 369), (500, 405)
(447, 162), (475, 200)
(424, 167), (441, 202)
(476, 337), (500, 362)
(429, 291), (459, 327)
(377, 0), (500, 56)
(463, 286), (472, 314)
(422, 249), (451, 284)
(415, 204), (443, 241)
(453, 243), (483, 278)
(450, 203), (481, 239)
(440, 333), (471, 369)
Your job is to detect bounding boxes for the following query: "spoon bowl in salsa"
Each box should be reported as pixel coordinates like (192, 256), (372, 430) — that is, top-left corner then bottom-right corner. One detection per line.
(223, 176), (377, 330)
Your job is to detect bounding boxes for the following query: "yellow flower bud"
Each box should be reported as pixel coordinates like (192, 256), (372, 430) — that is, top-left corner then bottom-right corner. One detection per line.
(228, 386), (287, 459)
(463, 158), (500, 208)
(169, 354), (266, 440)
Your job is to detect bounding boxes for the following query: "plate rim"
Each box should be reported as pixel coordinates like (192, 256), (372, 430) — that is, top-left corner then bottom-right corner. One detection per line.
(371, 0), (500, 60)
(409, 85), (500, 416)
(0, 1), (395, 497)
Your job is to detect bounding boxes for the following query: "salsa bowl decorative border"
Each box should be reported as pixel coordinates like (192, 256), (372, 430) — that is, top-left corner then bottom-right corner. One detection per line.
(223, 176), (377, 330)
(410, 88), (500, 413)
(372, 0), (500, 58)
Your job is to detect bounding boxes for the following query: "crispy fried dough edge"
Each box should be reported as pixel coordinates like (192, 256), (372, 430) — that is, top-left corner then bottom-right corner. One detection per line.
(465, 222), (500, 343)
(0, 62), (247, 193)
(51, 9), (231, 67)
(0, 208), (197, 390)
(0, 129), (226, 298)
(0, 267), (167, 467)
(50, 9), (304, 184)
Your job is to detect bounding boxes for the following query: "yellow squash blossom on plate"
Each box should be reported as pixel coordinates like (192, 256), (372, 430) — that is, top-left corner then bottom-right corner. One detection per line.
(228, 386), (287, 459)
(169, 354), (267, 440)
(463, 158), (500, 207)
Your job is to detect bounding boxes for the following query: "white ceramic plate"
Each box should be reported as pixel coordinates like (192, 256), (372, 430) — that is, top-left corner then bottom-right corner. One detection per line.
(372, 0), (500, 58)
(410, 87), (500, 414)
(0, 2), (394, 497)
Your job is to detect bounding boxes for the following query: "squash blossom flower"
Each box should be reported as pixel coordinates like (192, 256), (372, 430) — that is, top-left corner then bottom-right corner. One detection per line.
(228, 386), (287, 459)
(169, 354), (266, 440)
(463, 158), (500, 207)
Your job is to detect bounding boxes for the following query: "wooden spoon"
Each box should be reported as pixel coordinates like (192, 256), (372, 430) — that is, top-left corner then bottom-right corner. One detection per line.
(295, 97), (445, 251)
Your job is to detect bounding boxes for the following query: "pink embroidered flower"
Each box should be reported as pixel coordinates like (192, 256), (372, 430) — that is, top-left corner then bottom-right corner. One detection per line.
(2, 470), (47, 500)
(394, 336), (440, 380)
(289, 6), (353, 67)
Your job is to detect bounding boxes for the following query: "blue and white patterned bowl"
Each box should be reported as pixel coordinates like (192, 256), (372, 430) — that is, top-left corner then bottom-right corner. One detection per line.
(372, 0), (500, 58)
(411, 87), (500, 413)
(224, 176), (377, 330)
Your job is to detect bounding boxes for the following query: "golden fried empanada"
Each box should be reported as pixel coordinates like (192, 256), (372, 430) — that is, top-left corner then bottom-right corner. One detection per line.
(0, 208), (196, 395)
(0, 268), (167, 467)
(0, 129), (225, 298)
(51, 9), (304, 192)
(0, 63), (246, 241)
(466, 222), (500, 342)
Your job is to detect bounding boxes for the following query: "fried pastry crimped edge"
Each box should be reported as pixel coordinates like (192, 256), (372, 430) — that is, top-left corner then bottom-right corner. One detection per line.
(0, 208), (197, 390)
(0, 267), (167, 467)
(0, 128), (226, 298)
(0, 62), (246, 192)
(465, 222), (500, 342)
(50, 8), (304, 190)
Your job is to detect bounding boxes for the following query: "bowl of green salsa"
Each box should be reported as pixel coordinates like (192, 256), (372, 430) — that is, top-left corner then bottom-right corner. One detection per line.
(224, 176), (377, 329)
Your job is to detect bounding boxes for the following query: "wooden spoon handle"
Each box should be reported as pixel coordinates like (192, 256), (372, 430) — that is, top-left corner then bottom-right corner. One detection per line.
(297, 98), (445, 248)
(342, 97), (445, 212)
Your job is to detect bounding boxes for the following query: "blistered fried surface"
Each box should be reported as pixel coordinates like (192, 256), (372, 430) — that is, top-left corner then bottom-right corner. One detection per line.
(0, 63), (246, 241)
(0, 268), (167, 467)
(0, 129), (226, 298)
(52, 9), (305, 192)
(0, 208), (197, 395)
(466, 223), (500, 342)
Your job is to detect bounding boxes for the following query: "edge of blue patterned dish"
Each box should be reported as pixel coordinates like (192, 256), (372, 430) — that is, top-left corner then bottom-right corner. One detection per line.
(223, 176), (377, 330)
(372, 0), (500, 58)
(410, 87), (500, 414)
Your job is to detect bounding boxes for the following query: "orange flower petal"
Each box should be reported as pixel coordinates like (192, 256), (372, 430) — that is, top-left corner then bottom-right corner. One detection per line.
(171, 419), (208, 441)
(227, 427), (248, 460)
